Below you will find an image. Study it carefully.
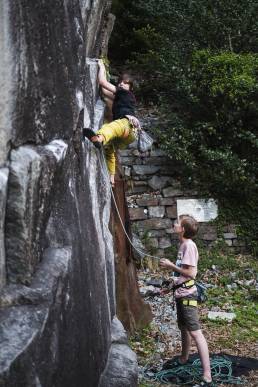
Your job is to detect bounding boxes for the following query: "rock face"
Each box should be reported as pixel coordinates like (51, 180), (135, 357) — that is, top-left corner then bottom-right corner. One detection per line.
(0, 1), (138, 386)
(5, 142), (68, 284)
(99, 317), (138, 387)
(0, 168), (8, 289)
(0, 2), (14, 166)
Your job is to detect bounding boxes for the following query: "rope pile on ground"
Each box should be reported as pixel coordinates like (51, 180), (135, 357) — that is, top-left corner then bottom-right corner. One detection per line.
(142, 356), (244, 386)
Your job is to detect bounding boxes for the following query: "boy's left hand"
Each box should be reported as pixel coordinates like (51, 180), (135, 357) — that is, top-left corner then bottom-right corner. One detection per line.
(159, 258), (174, 269)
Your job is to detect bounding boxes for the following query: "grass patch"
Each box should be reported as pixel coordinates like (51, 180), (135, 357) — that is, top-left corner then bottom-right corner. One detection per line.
(139, 382), (159, 387)
(197, 244), (258, 346)
(129, 325), (157, 363)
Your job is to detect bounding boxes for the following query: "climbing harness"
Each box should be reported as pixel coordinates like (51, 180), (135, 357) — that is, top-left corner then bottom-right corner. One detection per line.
(181, 299), (198, 307)
(142, 356), (244, 385)
(171, 279), (197, 310)
(173, 279), (196, 291)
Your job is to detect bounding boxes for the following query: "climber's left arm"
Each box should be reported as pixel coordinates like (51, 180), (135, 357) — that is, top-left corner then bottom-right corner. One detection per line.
(98, 60), (116, 94)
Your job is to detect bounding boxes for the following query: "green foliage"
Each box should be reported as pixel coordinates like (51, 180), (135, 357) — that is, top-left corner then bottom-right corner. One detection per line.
(213, 201), (258, 256)
(110, 1), (258, 247)
(164, 244), (178, 259)
(129, 325), (156, 360)
(197, 240), (237, 273)
(191, 50), (258, 98)
(154, 50), (258, 196)
(198, 246), (258, 342)
(110, 0), (258, 64)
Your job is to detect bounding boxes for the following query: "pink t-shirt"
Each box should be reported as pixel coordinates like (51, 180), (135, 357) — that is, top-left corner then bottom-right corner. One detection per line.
(174, 239), (198, 299)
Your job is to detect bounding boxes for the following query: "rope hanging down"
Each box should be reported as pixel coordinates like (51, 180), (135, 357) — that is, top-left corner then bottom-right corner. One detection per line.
(99, 146), (245, 387)
(96, 145), (245, 387)
(100, 147), (162, 261)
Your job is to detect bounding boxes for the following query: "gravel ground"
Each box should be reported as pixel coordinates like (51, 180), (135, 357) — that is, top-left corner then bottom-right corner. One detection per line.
(137, 270), (258, 387)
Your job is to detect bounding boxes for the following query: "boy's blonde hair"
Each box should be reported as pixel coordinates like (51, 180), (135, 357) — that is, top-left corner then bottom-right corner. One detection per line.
(179, 214), (198, 238)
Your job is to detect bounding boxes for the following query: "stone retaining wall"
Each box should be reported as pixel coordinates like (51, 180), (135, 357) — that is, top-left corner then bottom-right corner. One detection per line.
(119, 142), (246, 257)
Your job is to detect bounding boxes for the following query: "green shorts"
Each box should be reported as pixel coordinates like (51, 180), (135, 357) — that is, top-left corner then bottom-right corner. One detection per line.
(176, 298), (200, 331)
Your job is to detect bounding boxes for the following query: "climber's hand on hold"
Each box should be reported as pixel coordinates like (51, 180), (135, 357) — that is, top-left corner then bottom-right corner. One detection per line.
(110, 174), (115, 188)
(98, 59), (105, 69)
(98, 60), (116, 93)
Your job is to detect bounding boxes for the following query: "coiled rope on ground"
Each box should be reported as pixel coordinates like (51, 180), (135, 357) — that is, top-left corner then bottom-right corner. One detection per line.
(145, 356), (244, 385)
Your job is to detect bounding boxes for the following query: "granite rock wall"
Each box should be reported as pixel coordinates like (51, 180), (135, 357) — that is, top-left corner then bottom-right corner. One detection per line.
(0, 2), (137, 386)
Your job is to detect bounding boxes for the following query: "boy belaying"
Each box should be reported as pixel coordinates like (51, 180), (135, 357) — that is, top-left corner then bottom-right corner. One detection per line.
(160, 215), (212, 386)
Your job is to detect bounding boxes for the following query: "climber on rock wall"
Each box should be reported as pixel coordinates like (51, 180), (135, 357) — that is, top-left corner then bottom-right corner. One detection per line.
(83, 59), (140, 187)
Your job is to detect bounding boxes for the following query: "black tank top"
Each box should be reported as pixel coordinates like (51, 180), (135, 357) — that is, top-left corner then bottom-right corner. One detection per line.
(112, 88), (136, 120)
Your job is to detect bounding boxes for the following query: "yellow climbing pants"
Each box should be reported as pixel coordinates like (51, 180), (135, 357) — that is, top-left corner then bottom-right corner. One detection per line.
(97, 118), (136, 175)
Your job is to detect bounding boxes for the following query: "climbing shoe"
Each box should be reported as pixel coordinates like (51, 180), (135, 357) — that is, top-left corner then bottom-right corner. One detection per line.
(83, 128), (102, 149)
(192, 380), (213, 386)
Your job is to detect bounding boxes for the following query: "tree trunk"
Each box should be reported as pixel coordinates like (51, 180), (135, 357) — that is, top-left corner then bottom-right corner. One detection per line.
(110, 162), (153, 333)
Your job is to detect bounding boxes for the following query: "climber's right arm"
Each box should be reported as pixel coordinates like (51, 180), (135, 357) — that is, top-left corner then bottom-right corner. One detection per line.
(101, 88), (115, 100)
(98, 60), (116, 94)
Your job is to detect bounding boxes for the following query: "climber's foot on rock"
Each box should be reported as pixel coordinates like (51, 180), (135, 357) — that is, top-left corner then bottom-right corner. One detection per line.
(83, 128), (103, 149)
(91, 135), (104, 143)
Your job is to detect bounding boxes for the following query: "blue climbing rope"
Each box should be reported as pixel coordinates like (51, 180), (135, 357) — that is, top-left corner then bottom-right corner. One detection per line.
(143, 356), (244, 385)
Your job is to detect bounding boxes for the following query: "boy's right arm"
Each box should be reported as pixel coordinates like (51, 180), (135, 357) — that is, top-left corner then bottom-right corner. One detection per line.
(159, 258), (174, 269)
(160, 259), (196, 278)
(98, 60), (116, 94)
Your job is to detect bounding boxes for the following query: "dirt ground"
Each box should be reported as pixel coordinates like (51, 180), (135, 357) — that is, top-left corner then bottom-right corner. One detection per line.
(134, 270), (258, 387)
